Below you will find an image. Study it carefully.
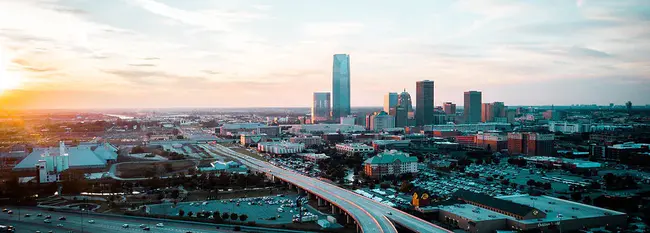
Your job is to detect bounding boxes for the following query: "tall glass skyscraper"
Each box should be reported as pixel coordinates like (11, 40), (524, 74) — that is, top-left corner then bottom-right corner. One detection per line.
(384, 92), (398, 114)
(332, 54), (351, 120)
(464, 91), (482, 123)
(416, 80), (434, 126)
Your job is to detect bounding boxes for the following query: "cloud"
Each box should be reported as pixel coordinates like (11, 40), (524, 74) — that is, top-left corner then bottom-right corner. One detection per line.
(128, 63), (156, 67)
(302, 22), (364, 37)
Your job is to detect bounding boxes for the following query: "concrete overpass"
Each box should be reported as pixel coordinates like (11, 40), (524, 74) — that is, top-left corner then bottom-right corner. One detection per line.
(211, 144), (452, 233)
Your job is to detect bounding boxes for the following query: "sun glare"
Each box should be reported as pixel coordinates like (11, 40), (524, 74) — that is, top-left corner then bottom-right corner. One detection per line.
(0, 48), (21, 93)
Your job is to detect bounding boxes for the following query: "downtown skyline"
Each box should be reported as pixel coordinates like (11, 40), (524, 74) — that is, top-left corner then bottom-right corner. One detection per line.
(0, 0), (649, 109)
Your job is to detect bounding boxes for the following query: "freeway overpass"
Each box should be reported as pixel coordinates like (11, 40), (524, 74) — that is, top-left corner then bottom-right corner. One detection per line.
(210, 144), (452, 233)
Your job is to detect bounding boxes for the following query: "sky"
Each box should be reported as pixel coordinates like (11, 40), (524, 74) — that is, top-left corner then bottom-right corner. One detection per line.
(0, 0), (649, 109)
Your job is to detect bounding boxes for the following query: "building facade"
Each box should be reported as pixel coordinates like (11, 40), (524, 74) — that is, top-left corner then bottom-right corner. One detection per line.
(464, 91), (482, 123)
(475, 132), (508, 152)
(416, 80), (435, 126)
(257, 142), (305, 155)
(336, 143), (375, 155)
(395, 90), (414, 127)
(332, 54), (351, 120)
(370, 111), (395, 131)
(443, 102), (456, 115)
(289, 136), (323, 147)
(363, 150), (418, 178)
(508, 132), (555, 156)
(311, 92), (331, 123)
(384, 92), (398, 115)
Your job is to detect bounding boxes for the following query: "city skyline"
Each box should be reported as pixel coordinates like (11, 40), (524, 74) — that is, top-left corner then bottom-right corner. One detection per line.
(0, 0), (649, 109)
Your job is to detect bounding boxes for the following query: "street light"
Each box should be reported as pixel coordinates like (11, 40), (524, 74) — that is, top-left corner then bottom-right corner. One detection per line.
(557, 214), (564, 233)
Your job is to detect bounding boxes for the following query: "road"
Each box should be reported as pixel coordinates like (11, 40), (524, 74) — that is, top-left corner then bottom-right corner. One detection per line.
(0, 207), (235, 233)
(210, 144), (452, 233)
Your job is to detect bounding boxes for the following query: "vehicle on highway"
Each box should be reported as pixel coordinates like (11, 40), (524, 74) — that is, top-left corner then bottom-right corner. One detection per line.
(45, 215), (51, 219)
(0, 225), (15, 233)
(88, 220), (95, 224)
(44, 219), (52, 223)
(139, 224), (147, 228)
(56, 224), (63, 228)
(6, 210), (12, 214)
(24, 214), (30, 217)
(156, 223), (164, 227)
(35, 231), (40, 233)
(58, 216), (66, 220)
(1, 209), (7, 212)
(122, 224), (129, 228)
(36, 213), (42, 217)
(386, 211), (392, 215)
(143, 227), (151, 231)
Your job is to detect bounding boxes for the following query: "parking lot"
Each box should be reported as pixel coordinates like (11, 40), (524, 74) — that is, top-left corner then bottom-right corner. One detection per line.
(146, 194), (327, 225)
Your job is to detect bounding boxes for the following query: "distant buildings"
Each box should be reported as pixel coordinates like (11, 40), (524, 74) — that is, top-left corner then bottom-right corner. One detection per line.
(463, 91), (482, 123)
(368, 111), (395, 131)
(298, 153), (330, 162)
(340, 116), (356, 125)
(335, 143), (375, 155)
(240, 133), (268, 146)
(289, 135), (323, 147)
(424, 123), (512, 133)
(257, 142), (305, 155)
(311, 92), (331, 123)
(443, 102), (456, 115)
(384, 92), (399, 114)
(14, 141), (117, 177)
(288, 124), (365, 135)
(395, 90), (414, 127)
(481, 102), (505, 122)
(363, 150), (418, 178)
(507, 132), (555, 156)
(475, 132), (507, 152)
(416, 80), (435, 126)
(332, 54), (351, 120)
(219, 123), (280, 137)
(602, 142), (650, 161)
(548, 122), (589, 134)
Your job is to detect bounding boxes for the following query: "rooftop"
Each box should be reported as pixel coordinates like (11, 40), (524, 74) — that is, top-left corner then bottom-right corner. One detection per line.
(498, 195), (626, 223)
(610, 142), (650, 150)
(364, 150), (417, 164)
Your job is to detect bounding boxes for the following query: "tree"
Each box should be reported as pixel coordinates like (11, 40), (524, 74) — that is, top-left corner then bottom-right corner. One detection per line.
(222, 212), (229, 220)
(213, 211), (222, 222)
(178, 209), (185, 217)
(571, 192), (582, 201)
(187, 211), (194, 217)
(399, 181), (413, 193)
(527, 179), (536, 186)
(239, 214), (248, 221)
(230, 213), (238, 221)
(582, 196), (593, 204)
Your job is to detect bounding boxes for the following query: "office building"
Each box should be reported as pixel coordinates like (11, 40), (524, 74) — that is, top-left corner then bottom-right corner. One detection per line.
(492, 102), (505, 119)
(423, 123), (512, 132)
(395, 90), (413, 127)
(288, 124), (365, 135)
(289, 135), (323, 147)
(311, 92), (331, 123)
(463, 91), (482, 123)
(475, 132), (508, 152)
(481, 102), (505, 122)
(416, 80), (435, 126)
(332, 54), (351, 120)
(336, 143), (375, 155)
(218, 123), (280, 137)
(508, 132), (555, 156)
(443, 102), (456, 115)
(384, 92), (399, 114)
(370, 111), (395, 131)
(240, 133), (269, 146)
(481, 103), (494, 122)
(340, 116), (356, 125)
(257, 142), (305, 155)
(363, 150), (418, 179)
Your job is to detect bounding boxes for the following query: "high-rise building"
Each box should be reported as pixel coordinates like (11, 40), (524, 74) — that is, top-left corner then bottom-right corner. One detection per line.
(443, 102), (456, 115)
(384, 92), (399, 114)
(416, 80), (435, 126)
(311, 92), (331, 123)
(332, 54), (351, 120)
(492, 102), (505, 118)
(464, 91), (482, 123)
(395, 90), (413, 127)
(482, 103), (494, 122)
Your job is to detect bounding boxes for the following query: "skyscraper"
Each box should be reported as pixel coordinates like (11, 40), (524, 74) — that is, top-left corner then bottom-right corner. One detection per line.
(416, 80), (434, 126)
(311, 92), (331, 123)
(463, 91), (482, 123)
(443, 102), (456, 115)
(384, 92), (398, 114)
(482, 103), (494, 122)
(332, 54), (351, 120)
(395, 90), (413, 127)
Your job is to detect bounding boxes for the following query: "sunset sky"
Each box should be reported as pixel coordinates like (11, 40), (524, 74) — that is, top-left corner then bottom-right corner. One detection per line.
(0, 0), (649, 109)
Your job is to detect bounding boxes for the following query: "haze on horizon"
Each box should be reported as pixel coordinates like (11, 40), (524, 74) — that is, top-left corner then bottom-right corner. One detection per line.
(0, 0), (649, 110)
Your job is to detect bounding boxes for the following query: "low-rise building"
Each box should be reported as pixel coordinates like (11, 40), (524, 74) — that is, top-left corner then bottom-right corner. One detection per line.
(475, 132), (508, 152)
(240, 133), (268, 146)
(363, 150), (418, 178)
(336, 143), (375, 155)
(424, 123), (512, 133)
(372, 140), (411, 151)
(289, 135), (323, 147)
(288, 124), (365, 135)
(219, 123), (280, 137)
(298, 153), (330, 161)
(257, 142), (305, 155)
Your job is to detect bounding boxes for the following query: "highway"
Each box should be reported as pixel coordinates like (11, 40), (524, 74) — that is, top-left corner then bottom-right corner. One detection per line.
(210, 144), (452, 233)
(0, 207), (235, 233)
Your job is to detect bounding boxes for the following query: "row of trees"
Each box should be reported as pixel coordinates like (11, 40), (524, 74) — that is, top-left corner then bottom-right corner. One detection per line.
(178, 209), (249, 222)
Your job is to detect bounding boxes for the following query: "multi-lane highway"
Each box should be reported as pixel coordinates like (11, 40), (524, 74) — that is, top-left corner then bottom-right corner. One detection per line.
(0, 207), (233, 233)
(210, 144), (452, 233)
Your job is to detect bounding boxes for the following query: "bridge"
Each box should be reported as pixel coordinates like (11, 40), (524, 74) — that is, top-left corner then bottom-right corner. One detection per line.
(211, 144), (452, 233)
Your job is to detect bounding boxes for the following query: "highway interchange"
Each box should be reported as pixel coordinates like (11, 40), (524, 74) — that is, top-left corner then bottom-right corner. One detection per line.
(210, 144), (452, 233)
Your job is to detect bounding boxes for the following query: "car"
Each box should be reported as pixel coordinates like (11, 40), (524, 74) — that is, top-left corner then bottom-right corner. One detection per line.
(36, 213), (43, 217)
(24, 214), (31, 217)
(139, 224), (146, 228)
(1, 208), (7, 212)
(156, 223), (164, 227)
(7, 210), (12, 214)
(143, 227), (150, 231)
(122, 224), (129, 228)
(58, 216), (66, 220)
(44, 219), (52, 223)
(35, 231), (40, 233)
(45, 215), (52, 219)
(386, 211), (392, 215)
(56, 224), (63, 227)
(88, 220), (95, 224)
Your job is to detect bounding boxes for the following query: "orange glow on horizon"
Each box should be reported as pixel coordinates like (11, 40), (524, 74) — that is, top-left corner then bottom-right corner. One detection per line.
(0, 47), (22, 93)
